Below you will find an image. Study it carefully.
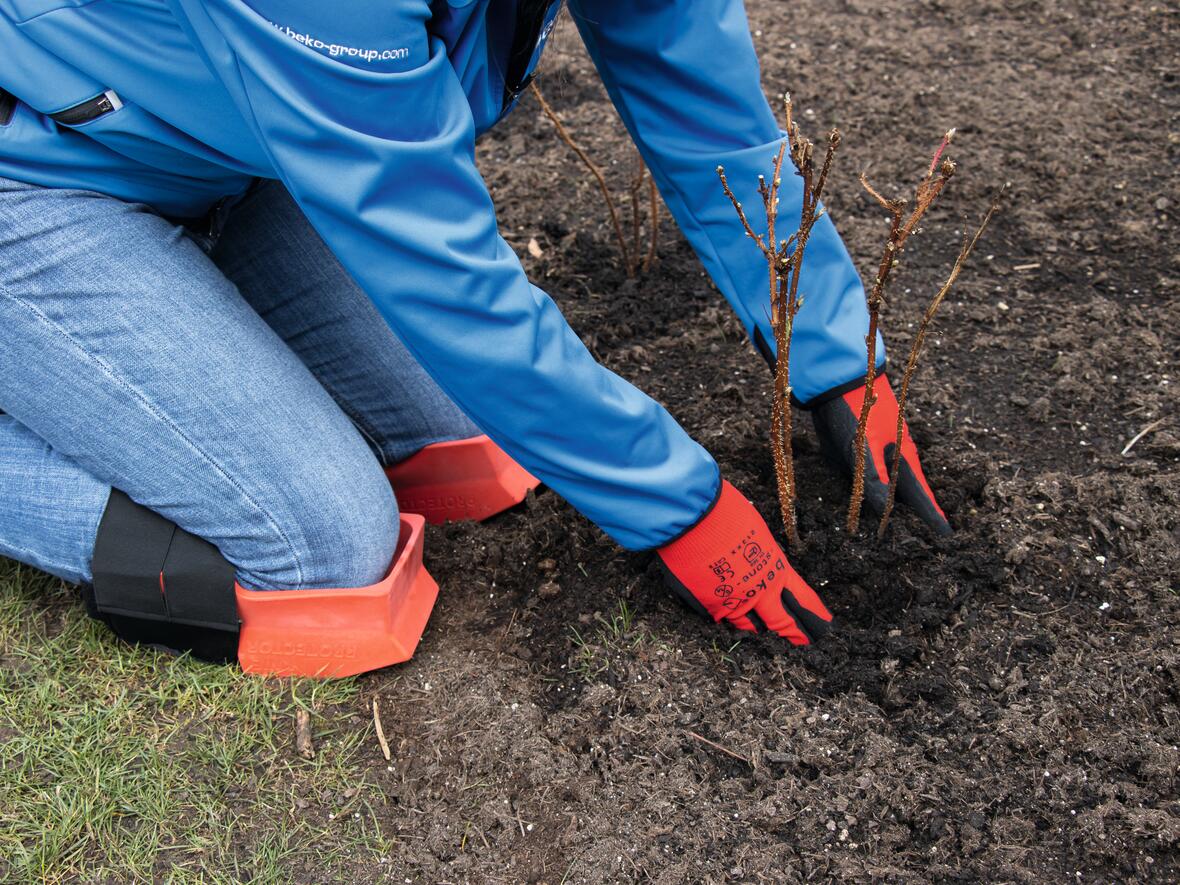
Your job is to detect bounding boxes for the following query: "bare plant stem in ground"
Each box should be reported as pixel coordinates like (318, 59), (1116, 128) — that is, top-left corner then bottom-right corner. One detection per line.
(630, 150), (644, 270)
(629, 149), (662, 275)
(718, 96), (840, 546)
(846, 132), (957, 534)
(531, 82), (658, 277)
(645, 176), (660, 274)
(779, 103), (841, 547)
(878, 194), (1002, 538)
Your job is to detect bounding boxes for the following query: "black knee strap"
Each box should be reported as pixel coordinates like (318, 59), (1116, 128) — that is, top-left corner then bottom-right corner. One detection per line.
(86, 490), (239, 663)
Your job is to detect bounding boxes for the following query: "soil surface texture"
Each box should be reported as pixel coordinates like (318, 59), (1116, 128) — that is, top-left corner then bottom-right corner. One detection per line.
(315, 2), (1179, 881)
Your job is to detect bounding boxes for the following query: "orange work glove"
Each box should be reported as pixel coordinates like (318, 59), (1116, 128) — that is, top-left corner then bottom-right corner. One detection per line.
(656, 481), (832, 645)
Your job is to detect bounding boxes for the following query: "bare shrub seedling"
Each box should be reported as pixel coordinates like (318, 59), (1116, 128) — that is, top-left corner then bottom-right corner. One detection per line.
(531, 82), (658, 278)
(877, 196), (1001, 538)
(846, 133), (956, 534)
(718, 96), (840, 546)
(717, 98), (996, 543)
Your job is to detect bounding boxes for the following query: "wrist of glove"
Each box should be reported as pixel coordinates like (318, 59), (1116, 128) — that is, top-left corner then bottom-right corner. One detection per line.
(810, 374), (952, 536)
(656, 481), (832, 645)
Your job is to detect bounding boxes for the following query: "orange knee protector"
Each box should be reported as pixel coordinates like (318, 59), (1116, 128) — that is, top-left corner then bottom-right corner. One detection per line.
(236, 513), (439, 678)
(385, 435), (539, 524)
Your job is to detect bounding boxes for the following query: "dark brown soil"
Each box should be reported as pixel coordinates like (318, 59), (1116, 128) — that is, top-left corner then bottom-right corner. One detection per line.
(344, 2), (1180, 881)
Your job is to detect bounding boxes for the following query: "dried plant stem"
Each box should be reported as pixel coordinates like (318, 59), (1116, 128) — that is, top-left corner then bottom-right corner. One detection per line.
(686, 730), (752, 766)
(372, 697), (392, 761)
(295, 709), (314, 759)
(532, 82), (659, 278)
(878, 195), (1001, 537)
(846, 131), (957, 534)
(531, 82), (634, 275)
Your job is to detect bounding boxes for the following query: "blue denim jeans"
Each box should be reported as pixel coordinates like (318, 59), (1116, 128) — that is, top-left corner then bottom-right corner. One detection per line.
(0, 177), (478, 590)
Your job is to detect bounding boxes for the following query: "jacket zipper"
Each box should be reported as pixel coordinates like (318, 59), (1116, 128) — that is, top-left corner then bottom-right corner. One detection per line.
(49, 89), (123, 126)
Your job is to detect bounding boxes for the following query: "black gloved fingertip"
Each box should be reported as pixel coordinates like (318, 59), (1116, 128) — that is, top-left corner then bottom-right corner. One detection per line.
(780, 590), (833, 642)
(746, 609), (770, 634)
(656, 561), (713, 620)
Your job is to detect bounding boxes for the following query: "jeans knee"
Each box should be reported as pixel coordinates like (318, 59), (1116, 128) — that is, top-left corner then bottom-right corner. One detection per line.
(238, 455), (400, 591)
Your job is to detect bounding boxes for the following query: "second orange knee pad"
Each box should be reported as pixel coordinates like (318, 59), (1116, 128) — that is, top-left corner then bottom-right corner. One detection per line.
(386, 435), (539, 524)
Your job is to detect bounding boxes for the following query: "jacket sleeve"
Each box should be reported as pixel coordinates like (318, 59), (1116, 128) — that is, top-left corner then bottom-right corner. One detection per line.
(568, 0), (884, 405)
(166, 0), (719, 550)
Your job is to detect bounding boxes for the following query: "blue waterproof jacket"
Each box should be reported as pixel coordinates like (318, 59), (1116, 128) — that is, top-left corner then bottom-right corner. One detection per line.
(0, 0), (882, 550)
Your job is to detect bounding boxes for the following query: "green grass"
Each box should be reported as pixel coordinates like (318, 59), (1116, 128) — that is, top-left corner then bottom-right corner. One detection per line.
(0, 561), (393, 883)
(568, 599), (671, 683)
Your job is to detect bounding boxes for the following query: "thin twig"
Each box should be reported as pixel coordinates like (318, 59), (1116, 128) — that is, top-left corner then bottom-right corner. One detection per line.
(1121, 418), (1165, 456)
(878, 193), (1002, 537)
(686, 730), (752, 766)
(372, 698), (392, 762)
(531, 82), (635, 277)
(717, 166), (770, 257)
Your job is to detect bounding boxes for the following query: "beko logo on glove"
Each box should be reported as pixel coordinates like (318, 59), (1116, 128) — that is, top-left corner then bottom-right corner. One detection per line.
(270, 22), (409, 62)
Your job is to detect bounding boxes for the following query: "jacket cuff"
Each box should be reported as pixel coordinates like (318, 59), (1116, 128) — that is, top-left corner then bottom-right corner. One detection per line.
(796, 366), (891, 410)
(751, 329), (888, 410)
(649, 470), (725, 551)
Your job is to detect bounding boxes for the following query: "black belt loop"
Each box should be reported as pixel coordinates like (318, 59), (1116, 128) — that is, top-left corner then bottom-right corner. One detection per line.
(49, 89), (123, 127)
